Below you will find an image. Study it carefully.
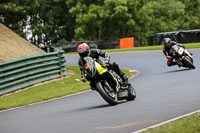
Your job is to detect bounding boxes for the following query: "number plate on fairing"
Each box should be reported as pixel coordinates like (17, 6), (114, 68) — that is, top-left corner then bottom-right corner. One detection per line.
(178, 48), (184, 55)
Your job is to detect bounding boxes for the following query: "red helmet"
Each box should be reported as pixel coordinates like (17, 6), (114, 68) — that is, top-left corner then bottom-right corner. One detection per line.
(77, 43), (90, 58)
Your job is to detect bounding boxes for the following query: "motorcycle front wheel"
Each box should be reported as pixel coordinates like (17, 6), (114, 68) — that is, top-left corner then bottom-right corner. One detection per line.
(96, 81), (118, 105)
(127, 84), (136, 101)
(182, 56), (195, 69)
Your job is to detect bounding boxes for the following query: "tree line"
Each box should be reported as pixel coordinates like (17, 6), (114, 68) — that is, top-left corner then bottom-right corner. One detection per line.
(0, 0), (200, 46)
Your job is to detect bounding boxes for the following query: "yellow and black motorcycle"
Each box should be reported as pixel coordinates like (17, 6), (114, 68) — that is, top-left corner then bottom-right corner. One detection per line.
(82, 57), (136, 105)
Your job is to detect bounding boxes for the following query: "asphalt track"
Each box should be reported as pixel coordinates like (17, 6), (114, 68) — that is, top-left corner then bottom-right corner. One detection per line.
(0, 49), (200, 133)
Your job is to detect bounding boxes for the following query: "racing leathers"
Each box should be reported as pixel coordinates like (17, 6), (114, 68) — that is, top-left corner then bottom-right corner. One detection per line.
(163, 41), (185, 66)
(78, 49), (128, 83)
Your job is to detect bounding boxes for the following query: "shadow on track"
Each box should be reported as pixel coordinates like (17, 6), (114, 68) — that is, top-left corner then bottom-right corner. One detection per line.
(164, 68), (191, 73)
(67, 101), (127, 114)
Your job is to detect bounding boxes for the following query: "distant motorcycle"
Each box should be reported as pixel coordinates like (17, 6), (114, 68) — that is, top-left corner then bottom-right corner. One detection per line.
(82, 57), (136, 105)
(170, 45), (195, 69)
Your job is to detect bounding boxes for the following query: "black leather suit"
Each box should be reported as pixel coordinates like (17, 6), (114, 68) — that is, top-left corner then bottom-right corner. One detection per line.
(78, 49), (128, 82)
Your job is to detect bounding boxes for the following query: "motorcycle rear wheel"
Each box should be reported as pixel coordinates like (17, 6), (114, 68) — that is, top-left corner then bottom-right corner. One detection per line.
(127, 85), (136, 101)
(96, 81), (118, 105)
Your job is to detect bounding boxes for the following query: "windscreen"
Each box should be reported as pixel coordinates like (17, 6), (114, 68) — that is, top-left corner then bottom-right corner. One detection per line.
(83, 57), (96, 78)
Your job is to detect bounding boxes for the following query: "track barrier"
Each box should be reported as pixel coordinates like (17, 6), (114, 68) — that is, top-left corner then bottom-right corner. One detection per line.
(0, 50), (66, 95)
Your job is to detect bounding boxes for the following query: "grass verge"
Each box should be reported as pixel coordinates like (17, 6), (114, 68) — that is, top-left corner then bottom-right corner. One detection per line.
(141, 112), (200, 133)
(64, 42), (200, 55)
(0, 65), (135, 111)
(1, 43), (200, 132)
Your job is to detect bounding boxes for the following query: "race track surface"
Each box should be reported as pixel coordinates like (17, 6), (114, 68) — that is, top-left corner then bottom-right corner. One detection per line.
(0, 49), (200, 133)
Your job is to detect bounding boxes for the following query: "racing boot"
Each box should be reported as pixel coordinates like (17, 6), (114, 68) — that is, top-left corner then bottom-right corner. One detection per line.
(111, 62), (128, 82)
(118, 72), (130, 86)
(120, 72), (129, 82)
(119, 72), (131, 90)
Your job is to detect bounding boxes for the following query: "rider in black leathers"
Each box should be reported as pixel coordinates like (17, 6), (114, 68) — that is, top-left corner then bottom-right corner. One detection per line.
(77, 43), (129, 85)
(162, 38), (185, 67)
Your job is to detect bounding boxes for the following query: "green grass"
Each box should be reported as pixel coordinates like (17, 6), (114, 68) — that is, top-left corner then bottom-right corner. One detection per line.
(142, 112), (200, 133)
(1, 43), (200, 132)
(65, 42), (200, 55)
(105, 43), (200, 52)
(0, 65), (134, 110)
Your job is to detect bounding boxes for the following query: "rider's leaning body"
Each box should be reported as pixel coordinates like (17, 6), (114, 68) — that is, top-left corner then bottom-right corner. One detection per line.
(162, 38), (185, 66)
(77, 43), (128, 83)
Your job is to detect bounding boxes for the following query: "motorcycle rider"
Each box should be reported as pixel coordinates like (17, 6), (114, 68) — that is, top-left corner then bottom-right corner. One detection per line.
(162, 38), (186, 67)
(77, 43), (129, 85)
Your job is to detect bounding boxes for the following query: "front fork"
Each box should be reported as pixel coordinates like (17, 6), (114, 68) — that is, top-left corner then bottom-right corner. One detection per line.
(108, 71), (121, 92)
(184, 49), (193, 61)
(175, 49), (193, 65)
(90, 71), (120, 92)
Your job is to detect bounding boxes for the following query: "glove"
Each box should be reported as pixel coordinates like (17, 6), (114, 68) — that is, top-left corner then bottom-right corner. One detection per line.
(103, 59), (110, 66)
(81, 74), (87, 83)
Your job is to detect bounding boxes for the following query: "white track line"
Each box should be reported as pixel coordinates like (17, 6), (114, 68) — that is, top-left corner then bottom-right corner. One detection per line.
(0, 90), (91, 113)
(132, 110), (200, 133)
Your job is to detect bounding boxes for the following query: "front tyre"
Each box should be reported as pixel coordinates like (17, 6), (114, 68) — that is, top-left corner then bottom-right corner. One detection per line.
(127, 85), (136, 101)
(182, 56), (195, 69)
(96, 81), (118, 105)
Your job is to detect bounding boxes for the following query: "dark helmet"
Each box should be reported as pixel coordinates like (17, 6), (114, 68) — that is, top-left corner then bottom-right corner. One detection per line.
(77, 43), (90, 58)
(163, 38), (171, 47)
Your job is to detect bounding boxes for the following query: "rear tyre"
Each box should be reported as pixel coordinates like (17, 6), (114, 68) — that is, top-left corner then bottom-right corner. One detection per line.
(96, 81), (118, 105)
(127, 85), (136, 101)
(182, 56), (195, 69)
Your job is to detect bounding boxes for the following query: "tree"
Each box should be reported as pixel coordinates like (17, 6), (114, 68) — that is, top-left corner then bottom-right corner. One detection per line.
(0, 0), (29, 37)
(178, 0), (200, 29)
(0, 0), (200, 46)
(70, 0), (136, 41)
(135, 0), (185, 44)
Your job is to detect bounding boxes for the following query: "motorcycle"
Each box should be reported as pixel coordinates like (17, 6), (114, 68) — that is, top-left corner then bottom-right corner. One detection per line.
(82, 57), (136, 105)
(170, 44), (195, 69)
